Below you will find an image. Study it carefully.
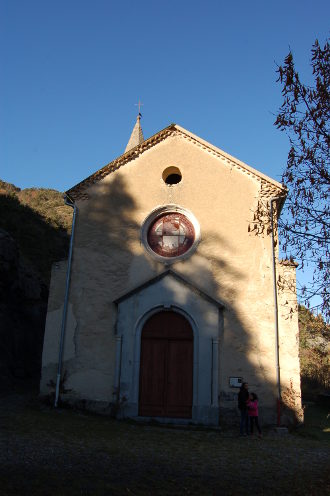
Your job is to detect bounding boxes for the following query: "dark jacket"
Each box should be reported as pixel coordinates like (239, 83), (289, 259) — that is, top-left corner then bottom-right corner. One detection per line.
(238, 387), (249, 410)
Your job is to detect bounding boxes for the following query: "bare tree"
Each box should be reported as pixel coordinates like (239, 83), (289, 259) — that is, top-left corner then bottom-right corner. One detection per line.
(275, 39), (329, 319)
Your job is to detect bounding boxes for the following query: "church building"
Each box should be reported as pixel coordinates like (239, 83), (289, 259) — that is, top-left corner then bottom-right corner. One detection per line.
(40, 116), (303, 425)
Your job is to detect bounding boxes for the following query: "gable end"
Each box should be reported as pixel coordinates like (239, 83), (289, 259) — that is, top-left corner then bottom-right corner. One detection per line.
(66, 124), (286, 203)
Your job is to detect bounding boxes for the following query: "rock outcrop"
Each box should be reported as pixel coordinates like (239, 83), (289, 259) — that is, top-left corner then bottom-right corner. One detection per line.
(0, 229), (48, 390)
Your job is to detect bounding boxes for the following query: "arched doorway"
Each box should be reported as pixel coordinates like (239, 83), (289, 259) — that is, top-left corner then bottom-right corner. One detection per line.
(139, 310), (193, 418)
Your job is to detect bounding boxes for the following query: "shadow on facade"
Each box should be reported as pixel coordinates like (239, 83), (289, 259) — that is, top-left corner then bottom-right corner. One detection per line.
(52, 174), (300, 426)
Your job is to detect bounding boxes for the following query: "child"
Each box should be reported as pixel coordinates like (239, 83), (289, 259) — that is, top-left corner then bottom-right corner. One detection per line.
(247, 393), (262, 437)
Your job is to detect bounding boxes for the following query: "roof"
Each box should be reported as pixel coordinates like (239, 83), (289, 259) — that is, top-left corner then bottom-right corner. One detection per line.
(66, 123), (287, 203)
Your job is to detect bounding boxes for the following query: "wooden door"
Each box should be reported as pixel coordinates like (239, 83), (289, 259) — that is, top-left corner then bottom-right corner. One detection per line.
(139, 311), (193, 418)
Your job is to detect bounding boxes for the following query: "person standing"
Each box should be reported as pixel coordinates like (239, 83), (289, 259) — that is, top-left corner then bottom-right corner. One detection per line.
(238, 382), (249, 436)
(247, 393), (262, 437)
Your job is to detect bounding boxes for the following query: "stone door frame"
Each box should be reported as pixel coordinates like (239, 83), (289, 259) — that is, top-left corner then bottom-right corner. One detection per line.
(114, 272), (224, 425)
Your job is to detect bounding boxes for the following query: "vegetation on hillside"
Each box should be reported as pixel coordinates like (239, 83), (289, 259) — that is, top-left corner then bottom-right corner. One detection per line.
(0, 180), (72, 285)
(298, 305), (330, 398)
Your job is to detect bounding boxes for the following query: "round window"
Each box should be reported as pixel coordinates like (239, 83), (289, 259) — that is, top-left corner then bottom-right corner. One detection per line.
(162, 166), (182, 185)
(142, 206), (200, 261)
(147, 212), (195, 257)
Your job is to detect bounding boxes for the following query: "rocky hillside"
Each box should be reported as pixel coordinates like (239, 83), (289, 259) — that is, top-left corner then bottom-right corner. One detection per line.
(0, 180), (72, 285)
(0, 181), (72, 390)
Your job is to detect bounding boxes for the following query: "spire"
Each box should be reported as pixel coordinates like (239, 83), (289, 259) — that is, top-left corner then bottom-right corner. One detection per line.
(125, 113), (144, 153)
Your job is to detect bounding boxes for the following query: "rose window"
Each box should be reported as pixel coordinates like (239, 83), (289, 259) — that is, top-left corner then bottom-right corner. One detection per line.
(147, 213), (195, 258)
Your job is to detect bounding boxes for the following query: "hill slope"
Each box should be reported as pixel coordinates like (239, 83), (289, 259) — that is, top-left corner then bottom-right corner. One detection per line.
(298, 305), (330, 398)
(0, 180), (72, 389)
(0, 180), (72, 285)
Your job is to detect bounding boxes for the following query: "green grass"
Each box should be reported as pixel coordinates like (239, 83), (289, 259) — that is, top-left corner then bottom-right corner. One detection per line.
(0, 396), (329, 495)
(295, 402), (330, 441)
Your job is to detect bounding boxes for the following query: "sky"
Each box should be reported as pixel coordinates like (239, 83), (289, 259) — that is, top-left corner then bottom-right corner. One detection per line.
(1, 0), (329, 304)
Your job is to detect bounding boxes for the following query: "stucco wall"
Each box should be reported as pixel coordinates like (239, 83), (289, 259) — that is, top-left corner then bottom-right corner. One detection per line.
(40, 133), (302, 424)
(277, 261), (303, 422)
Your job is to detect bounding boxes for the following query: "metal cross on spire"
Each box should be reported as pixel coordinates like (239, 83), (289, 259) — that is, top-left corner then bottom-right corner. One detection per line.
(135, 99), (144, 117)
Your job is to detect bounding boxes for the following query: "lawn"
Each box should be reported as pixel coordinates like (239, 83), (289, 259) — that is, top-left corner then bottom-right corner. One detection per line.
(0, 393), (329, 495)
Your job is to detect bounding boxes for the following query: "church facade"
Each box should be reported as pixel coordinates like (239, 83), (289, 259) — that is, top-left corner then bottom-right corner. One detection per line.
(40, 119), (303, 425)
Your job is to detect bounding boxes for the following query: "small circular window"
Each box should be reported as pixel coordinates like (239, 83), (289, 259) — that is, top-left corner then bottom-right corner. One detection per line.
(142, 206), (200, 262)
(162, 166), (182, 185)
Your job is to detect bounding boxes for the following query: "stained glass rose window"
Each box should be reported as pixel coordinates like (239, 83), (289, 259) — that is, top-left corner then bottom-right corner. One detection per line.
(147, 213), (195, 258)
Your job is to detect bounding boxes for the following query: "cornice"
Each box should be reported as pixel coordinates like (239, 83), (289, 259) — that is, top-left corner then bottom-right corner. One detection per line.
(66, 124), (176, 201)
(175, 126), (286, 204)
(65, 124), (287, 203)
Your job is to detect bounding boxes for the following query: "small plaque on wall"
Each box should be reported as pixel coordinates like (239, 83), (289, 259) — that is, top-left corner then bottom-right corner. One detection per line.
(229, 377), (243, 388)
